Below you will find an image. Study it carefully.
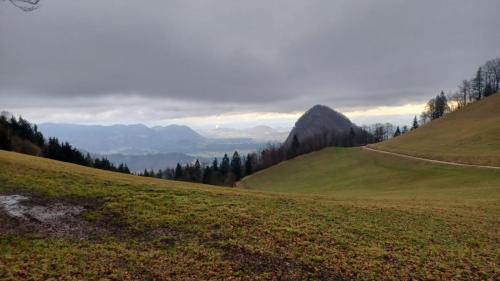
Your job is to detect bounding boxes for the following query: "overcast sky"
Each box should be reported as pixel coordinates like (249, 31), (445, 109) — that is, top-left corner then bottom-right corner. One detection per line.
(1, 0), (499, 129)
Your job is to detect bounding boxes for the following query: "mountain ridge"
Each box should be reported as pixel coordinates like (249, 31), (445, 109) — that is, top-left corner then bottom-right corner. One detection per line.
(285, 104), (357, 145)
(39, 123), (205, 155)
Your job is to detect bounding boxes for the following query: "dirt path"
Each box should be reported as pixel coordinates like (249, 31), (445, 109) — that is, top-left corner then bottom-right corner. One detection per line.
(363, 146), (500, 170)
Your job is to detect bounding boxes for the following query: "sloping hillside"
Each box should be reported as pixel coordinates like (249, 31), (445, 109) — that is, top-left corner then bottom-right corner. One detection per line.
(370, 94), (500, 166)
(241, 147), (500, 198)
(1, 150), (499, 280)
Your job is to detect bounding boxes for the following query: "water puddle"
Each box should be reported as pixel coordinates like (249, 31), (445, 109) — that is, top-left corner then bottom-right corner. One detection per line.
(0, 195), (84, 222)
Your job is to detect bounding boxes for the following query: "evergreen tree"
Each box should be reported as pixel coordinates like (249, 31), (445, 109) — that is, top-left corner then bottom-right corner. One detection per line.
(212, 158), (219, 171)
(122, 164), (130, 174)
(202, 166), (212, 184)
(193, 160), (202, 182)
(85, 153), (93, 166)
(45, 137), (62, 160)
(411, 116), (419, 130)
(230, 151), (242, 181)
(245, 153), (254, 176)
(174, 163), (183, 180)
(0, 116), (10, 150)
(116, 163), (130, 174)
(484, 83), (494, 97)
(348, 127), (356, 146)
(155, 169), (162, 178)
(432, 91), (448, 119)
(220, 154), (230, 176)
(472, 67), (484, 100)
(393, 126), (401, 137)
(288, 135), (300, 159)
(95, 157), (113, 170)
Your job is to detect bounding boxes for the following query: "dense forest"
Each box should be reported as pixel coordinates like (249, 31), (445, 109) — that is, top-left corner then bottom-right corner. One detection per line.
(0, 114), (130, 174)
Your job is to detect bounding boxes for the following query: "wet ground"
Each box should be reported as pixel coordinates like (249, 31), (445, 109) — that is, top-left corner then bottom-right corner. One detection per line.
(0, 194), (102, 239)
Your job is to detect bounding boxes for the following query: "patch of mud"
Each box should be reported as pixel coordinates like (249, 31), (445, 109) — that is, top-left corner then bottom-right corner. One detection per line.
(0, 195), (83, 222)
(220, 244), (348, 281)
(0, 194), (103, 239)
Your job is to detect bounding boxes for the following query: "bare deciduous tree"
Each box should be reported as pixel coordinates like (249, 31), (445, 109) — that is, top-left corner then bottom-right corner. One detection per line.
(420, 98), (436, 124)
(484, 58), (500, 93)
(457, 80), (472, 106)
(447, 91), (461, 111)
(2, 0), (40, 11)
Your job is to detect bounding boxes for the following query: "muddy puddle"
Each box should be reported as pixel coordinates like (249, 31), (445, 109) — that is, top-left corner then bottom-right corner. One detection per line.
(0, 195), (84, 222)
(0, 194), (102, 239)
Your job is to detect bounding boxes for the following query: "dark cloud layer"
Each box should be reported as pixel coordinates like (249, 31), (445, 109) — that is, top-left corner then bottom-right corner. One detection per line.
(1, 0), (499, 119)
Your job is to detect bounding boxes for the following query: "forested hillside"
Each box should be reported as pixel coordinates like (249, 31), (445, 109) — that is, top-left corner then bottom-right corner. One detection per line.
(0, 113), (130, 173)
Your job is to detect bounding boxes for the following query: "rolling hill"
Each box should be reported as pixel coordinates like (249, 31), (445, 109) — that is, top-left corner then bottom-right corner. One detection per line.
(241, 147), (500, 197)
(370, 94), (500, 166)
(1, 146), (499, 279)
(284, 104), (357, 146)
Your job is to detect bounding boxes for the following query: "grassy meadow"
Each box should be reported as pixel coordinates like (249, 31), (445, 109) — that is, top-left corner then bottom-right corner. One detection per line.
(241, 147), (500, 199)
(370, 94), (500, 166)
(0, 149), (499, 280)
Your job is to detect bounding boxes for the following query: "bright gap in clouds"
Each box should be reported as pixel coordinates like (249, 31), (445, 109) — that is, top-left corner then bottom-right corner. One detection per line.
(4, 102), (425, 130)
(165, 104), (426, 129)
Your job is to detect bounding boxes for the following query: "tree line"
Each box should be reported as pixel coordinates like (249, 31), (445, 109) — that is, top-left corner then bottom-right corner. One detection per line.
(360, 119), (419, 143)
(139, 127), (375, 186)
(0, 113), (130, 174)
(420, 58), (499, 124)
(388, 57), (499, 139)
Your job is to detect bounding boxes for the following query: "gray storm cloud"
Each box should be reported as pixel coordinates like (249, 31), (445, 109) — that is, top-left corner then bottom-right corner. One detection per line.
(1, 0), (499, 120)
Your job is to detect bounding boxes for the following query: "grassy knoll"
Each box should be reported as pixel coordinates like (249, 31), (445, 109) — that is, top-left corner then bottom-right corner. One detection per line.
(242, 147), (500, 200)
(1, 150), (499, 280)
(370, 93), (500, 166)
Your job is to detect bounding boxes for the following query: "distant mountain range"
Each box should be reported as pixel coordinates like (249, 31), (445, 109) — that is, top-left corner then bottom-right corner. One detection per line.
(39, 123), (204, 155)
(39, 106), (364, 171)
(38, 123), (286, 171)
(37, 106), (361, 171)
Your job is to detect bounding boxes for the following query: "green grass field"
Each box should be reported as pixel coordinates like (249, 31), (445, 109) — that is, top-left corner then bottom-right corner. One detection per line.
(242, 147), (500, 200)
(1, 148), (499, 280)
(370, 94), (500, 166)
